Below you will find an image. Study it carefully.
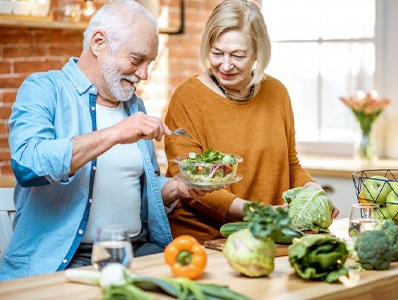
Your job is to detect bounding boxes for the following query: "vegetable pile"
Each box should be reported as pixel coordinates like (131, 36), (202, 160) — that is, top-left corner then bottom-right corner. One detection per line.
(220, 221), (303, 245)
(222, 202), (292, 277)
(282, 187), (333, 233)
(345, 220), (398, 271)
(289, 219), (398, 284)
(288, 234), (349, 283)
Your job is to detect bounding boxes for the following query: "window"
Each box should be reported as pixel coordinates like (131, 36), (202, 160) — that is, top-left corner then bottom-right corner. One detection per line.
(262, 0), (376, 155)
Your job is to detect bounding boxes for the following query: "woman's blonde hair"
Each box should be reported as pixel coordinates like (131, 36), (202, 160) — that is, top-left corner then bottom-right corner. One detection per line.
(200, 0), (271, 85)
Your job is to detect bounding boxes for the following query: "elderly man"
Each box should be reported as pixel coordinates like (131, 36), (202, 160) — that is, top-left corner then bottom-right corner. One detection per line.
(0, 0), (202, 281)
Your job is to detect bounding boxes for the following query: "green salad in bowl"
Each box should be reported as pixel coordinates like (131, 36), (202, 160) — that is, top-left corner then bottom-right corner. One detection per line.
(172, 148), (243, 191)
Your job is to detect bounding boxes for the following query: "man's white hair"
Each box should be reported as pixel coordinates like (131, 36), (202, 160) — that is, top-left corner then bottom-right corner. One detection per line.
(82, 0), (158, 51)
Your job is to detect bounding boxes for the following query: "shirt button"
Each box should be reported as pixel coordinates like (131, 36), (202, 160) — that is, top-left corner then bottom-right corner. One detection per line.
(78, 229), (84, 235)
(79, 89), (83, 93)
(89, 198), (93, 203)
(91, 106), (95, 111)
(91, 87), (96, 92)
(93, 166), (97, 171)
(63, 259), (68, 264)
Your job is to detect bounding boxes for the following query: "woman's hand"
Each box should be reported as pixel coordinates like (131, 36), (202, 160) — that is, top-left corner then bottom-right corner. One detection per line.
(161, 178), (208, 206)
(177, 182), (207, 199)
(303, 181), (323, 190)
(331, 204), (340, 219)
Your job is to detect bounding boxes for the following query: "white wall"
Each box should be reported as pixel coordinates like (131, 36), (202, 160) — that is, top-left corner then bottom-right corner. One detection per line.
(375, 0), (398, 159)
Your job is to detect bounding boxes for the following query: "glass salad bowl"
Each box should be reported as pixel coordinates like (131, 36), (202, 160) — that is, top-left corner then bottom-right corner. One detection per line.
(171, 149), (243, 191)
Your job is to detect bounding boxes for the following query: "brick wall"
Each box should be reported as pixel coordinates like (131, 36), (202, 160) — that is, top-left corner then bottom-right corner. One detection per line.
(0, 27), (83, 175)
(0, 0), (259, 176)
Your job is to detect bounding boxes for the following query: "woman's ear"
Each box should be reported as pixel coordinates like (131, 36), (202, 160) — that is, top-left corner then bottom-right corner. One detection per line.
(91, 30), (106, 56)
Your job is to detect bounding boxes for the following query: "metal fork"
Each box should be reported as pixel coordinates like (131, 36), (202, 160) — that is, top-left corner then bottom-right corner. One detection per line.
(171, 128), (192, 138)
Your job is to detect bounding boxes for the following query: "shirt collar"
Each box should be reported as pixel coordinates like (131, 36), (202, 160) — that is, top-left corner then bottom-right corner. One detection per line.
(62, 57), (94, 95)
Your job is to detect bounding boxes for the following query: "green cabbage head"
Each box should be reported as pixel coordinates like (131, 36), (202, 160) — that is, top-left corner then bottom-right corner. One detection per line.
(223, 228), (275, 277)
(282, 187), (333, 232)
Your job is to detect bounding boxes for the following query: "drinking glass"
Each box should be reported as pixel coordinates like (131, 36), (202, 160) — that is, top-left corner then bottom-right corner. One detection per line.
(348, 203), (381, 238)
(91, 225), (133, 271)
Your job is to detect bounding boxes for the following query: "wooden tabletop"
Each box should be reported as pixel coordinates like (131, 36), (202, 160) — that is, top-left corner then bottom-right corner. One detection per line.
(1, 218), (398, 300)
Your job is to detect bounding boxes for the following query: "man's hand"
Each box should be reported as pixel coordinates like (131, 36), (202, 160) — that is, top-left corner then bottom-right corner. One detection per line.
(70, 112), (171, 174)
(112, 111), (172, 143)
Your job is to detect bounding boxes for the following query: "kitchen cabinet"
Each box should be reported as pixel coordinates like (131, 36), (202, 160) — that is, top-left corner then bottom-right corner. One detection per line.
(314, 176), (356, 218)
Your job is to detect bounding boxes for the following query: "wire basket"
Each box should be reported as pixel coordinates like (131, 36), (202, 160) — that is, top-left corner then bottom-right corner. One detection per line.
(352, 169), (398, 220)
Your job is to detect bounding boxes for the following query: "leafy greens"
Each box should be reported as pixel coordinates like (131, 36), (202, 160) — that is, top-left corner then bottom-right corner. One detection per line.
(288, 234), (348, 283)
(282, 187), (333, 233)
(186, 148), (237, 165)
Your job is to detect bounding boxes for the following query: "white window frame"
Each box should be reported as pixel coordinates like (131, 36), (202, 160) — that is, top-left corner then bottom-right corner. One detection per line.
(261, 0), (398, 159)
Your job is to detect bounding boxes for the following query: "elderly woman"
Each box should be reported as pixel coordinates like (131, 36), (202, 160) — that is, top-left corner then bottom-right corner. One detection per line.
(164, 0), (339, 244)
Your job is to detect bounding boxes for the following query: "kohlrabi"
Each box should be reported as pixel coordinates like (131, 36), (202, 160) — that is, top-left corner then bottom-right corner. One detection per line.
(222, 202), (291, 277)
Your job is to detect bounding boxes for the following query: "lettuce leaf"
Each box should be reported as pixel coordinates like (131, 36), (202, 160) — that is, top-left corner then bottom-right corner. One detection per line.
(282, 187), (333, 233)
(288, 234), (348, 283)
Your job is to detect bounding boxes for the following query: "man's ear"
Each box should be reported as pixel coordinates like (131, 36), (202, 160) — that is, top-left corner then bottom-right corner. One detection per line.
(91, 30), (106, 56)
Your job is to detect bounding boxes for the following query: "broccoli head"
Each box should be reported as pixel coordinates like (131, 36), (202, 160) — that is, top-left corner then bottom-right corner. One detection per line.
(375, 220), (398, 261)
(354, 230), (394, 270)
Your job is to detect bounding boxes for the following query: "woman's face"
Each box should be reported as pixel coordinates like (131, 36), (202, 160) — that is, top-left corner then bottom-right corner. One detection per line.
(209, 30), (257, 91)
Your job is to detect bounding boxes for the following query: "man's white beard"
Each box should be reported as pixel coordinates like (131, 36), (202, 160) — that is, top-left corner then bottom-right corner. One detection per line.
(101, 58), (139, 102)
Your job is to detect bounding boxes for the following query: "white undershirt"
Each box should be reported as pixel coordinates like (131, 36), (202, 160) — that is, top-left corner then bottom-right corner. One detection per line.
(82, 102), (144, 243)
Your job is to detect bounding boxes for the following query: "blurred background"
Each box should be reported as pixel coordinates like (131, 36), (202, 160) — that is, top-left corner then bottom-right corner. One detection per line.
(0, 0), (397, 184)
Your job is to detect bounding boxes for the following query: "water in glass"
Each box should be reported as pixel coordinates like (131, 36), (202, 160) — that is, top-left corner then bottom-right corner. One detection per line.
(91, 225), (133, 271)
(348, 203), (380, 238)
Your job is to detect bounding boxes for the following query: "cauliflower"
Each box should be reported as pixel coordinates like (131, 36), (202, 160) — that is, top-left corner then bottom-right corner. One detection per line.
(375, 220), (398, 261)
(354, 230), (394, 270)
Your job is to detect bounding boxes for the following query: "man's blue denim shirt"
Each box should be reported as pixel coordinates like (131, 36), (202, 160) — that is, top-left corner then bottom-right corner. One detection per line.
(0, 58), (172, 281)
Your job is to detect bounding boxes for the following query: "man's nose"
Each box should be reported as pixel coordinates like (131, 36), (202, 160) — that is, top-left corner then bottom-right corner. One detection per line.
(134, 63), (149, 80)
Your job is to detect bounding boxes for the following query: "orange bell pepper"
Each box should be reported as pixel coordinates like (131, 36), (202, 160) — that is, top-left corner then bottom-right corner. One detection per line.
(164, 235), (207, 280)
(359, 191), (373, 205)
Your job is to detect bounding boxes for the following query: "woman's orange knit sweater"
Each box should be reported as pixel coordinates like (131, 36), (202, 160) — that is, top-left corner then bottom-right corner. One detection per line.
(164, 75), (313, 243)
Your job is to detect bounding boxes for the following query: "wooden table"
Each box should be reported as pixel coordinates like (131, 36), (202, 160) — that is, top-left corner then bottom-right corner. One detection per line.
(1, 218), (398, 300)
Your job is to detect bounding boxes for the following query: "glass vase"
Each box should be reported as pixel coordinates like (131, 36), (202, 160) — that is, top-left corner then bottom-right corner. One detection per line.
(354, 125), (376, 163)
